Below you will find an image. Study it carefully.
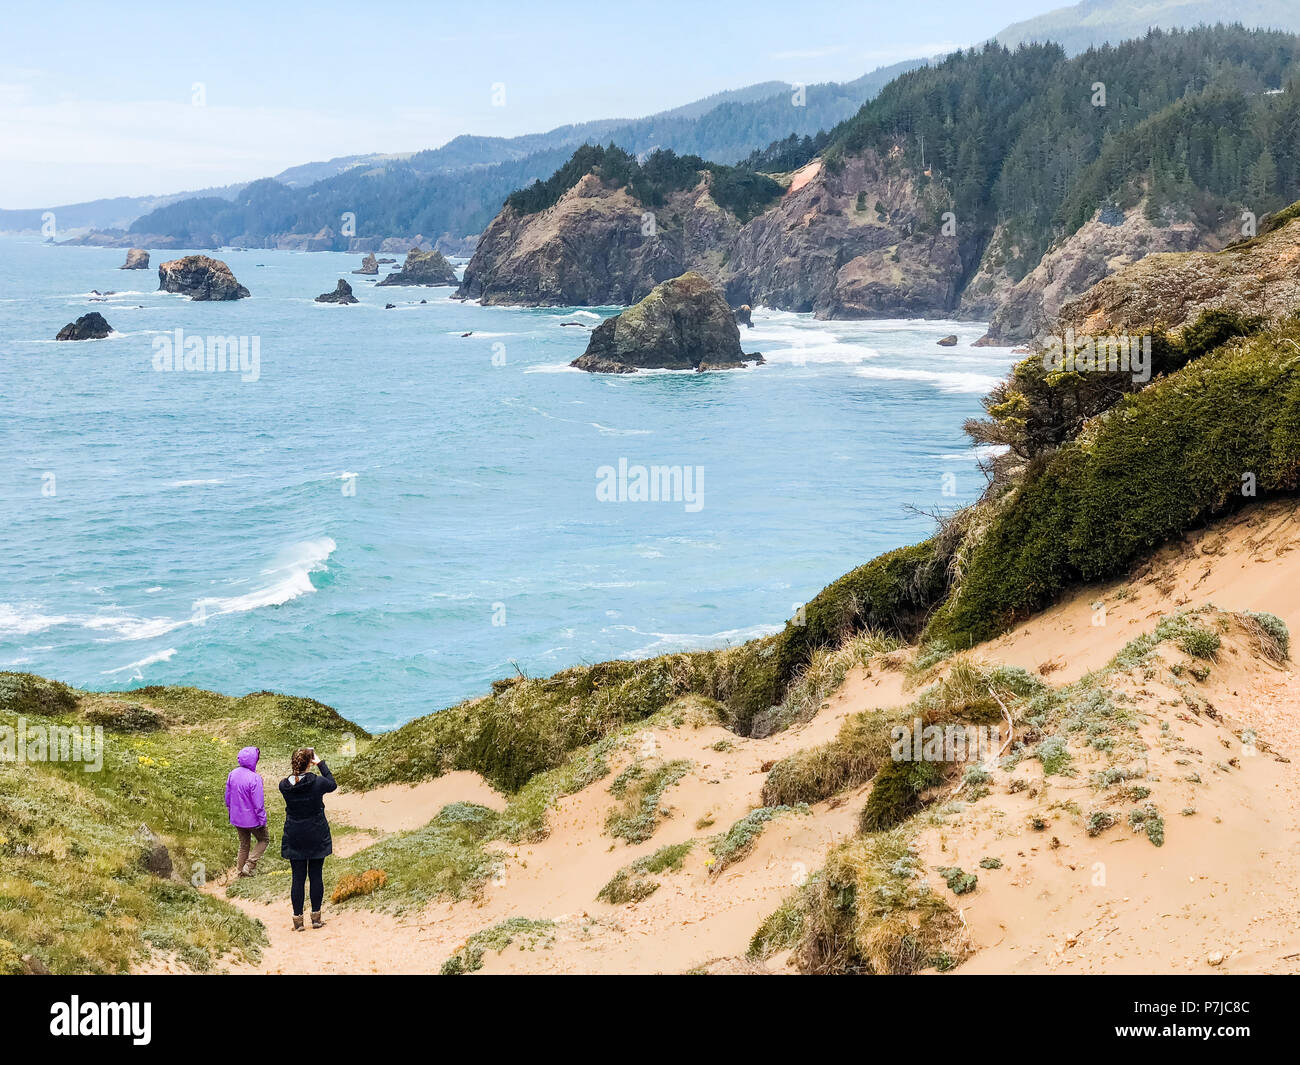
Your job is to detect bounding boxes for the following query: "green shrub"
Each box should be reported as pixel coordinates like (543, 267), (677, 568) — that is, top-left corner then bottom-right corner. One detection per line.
(1244, 611), (1290, 660)
(605, 760), (691, 844)
(1034, 735), (1072, 776)
(761, 705), (902, 807)
(794, 831), (966, 974)
(0, 672), (78, 717)
(597, 841), (694, 904)
(859, 758), (945, 832)
(1086, 810), (1117, 836)
(81, 701), (164, 732)
(776, 539), (951, 687)
(968, 308), (1265, 462)
(710, 806), (805, 871)
(929, 321), (1300, 647)
(441, 917), (554, 975)
(1128, 803), (1166, 847)
(1178, 628), (1221, 660)
(749, 892), (807, 959)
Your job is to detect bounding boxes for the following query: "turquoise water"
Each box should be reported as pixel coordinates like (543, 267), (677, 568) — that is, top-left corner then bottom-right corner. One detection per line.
(0, 239), (1016, 731)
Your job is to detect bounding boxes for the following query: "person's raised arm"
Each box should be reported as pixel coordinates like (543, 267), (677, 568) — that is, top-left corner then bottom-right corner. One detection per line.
(315, 758), (337, 794)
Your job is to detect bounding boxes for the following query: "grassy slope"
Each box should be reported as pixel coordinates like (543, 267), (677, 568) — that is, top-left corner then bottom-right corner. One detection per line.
(0, 676), (365, 973)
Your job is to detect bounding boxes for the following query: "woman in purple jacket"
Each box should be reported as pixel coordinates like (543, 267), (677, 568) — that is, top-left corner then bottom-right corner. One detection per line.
(223, 746), (268, 877)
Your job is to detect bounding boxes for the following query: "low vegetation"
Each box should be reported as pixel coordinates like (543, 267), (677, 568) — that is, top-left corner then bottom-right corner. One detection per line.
(597, 841), (694, 904)
(794, 831), (968, 974)
(605, 759), (692, 844)
(440, 917), (555, 975)
(709, 805), (806, 873)
(228, 801), (501, 913)
(0, 675), (366, 973)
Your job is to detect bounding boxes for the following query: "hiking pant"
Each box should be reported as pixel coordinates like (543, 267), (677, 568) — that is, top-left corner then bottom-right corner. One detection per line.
(236, 826), (269, 872)
(290, 858), (325, 916)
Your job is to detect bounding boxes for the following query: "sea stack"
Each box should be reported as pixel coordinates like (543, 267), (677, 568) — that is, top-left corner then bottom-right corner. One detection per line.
(120, 248), (150, 270)
(157, 255), (250, 300)
(376, 247), (459, 287)
(353, 253), (379, 275)
(571, 271), (763, 374)
(315, 279), (359, 304)
(56, 312), (113, 340)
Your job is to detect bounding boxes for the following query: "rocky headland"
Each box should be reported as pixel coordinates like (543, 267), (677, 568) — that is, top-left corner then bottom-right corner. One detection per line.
(973, 202), (1224, 344)
(1055, 205), (1300, 337)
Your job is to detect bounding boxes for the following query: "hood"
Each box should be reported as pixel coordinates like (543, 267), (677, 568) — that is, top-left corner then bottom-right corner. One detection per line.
(236, 746), (260, 771)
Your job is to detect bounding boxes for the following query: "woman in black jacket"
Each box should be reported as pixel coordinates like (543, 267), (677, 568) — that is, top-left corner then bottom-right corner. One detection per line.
(279, 747), (336, 930)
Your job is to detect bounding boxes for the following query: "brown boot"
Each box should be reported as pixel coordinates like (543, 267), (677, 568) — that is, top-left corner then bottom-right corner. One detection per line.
(292, 915), (305, 932)
(311, 911), (324, 929)
(242, 859), (259, 877)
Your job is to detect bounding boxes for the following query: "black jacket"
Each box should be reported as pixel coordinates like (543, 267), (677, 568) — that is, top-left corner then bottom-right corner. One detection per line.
(279, 762), (337, 860)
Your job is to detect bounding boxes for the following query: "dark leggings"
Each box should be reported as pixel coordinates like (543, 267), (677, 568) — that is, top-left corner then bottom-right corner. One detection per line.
(290, 858), (324, 916)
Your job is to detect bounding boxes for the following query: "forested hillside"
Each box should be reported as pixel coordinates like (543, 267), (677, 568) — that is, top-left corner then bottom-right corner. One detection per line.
(821, 27), (1300, 280)
(457, 25), (1300, 323)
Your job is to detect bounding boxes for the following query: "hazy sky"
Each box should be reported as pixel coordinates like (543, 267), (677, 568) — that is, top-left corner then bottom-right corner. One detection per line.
(0, 0), (1053, 207)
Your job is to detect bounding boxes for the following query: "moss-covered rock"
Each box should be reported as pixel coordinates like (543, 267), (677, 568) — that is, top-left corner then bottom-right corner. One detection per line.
(571, 271), (762, 373)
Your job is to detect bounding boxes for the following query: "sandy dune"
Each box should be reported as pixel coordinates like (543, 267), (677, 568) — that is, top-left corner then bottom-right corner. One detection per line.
(194, 500), (1300, 975)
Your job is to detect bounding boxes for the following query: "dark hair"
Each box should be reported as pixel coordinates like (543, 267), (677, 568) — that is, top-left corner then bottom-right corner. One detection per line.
(290, 748), (314, 776)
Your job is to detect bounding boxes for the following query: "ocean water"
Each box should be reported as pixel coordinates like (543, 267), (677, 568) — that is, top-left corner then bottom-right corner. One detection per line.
(0, 239), (1018, 732)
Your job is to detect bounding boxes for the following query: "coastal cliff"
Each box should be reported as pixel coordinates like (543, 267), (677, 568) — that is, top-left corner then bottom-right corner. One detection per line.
(1056, 204), (1300, 336)
(459, 150), (967, 317)
(975, 202), (1222, 344)
(458, 172), (742, 306)
(720, 153), (967, 318)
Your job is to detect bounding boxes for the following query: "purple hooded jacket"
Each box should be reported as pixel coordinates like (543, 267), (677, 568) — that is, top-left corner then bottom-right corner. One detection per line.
(224, 747), (267, 829)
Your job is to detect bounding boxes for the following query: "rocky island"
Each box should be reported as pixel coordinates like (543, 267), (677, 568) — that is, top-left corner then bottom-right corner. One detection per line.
(376, 248), (459, 287)
(119, 248), (150, 270)
(353, 253), (379, 275)
(157, 255), (250, 300)
(571, 272), (763, 374)
(55, 312), (113, 340)
(315, 279), (359, 304)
